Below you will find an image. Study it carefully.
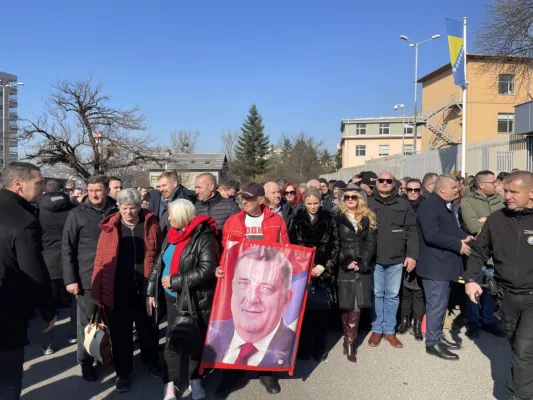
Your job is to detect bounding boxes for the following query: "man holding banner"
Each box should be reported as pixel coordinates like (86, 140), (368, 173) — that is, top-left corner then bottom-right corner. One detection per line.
(210, 182), (291, 398)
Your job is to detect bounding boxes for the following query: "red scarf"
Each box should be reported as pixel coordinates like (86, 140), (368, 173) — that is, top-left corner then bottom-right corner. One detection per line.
(167, 216), (218, 276)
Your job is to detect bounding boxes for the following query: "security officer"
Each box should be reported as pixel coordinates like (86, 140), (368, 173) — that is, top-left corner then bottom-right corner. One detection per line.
(465, 171), (533, 400)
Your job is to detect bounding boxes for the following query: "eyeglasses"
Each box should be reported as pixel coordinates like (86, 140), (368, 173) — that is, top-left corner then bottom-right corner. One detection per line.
(406, 188), (421, 193)
(343, 195), (359, 201)
(378, 179), (394, 184)
(284, 191), (296, 196)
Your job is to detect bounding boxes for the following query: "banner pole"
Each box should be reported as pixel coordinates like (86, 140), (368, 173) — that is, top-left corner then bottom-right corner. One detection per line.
(461, 17), (468, 177)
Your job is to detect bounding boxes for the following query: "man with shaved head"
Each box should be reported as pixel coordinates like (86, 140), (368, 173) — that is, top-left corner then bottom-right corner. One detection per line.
(465, 171), (533, 399)
(417, 174), (473, 361)
(367, 172), (418, 349)
(264, 181), (283, 216)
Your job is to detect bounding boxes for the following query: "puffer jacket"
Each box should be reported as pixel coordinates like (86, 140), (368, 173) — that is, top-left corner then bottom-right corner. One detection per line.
(39, 192), (75, 279)
(460, 185), (505, 235)
(288, 207), (339, 283)
(194, 191), (240, 243)
(147, 222), (219, 325)
(91, 209), (162, 310)
(336, 213), (376, 311)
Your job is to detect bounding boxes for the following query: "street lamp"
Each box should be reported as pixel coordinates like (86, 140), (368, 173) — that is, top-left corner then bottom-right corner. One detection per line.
(394, 104), (406, 157)
(399, 34), (440, 153)
(1, 80), (24, 169)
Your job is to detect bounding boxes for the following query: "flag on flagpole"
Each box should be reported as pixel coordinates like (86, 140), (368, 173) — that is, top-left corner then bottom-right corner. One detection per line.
(446, 18), (466, 87)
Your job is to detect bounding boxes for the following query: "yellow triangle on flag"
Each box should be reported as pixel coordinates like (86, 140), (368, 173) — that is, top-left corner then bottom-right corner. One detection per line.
(448, 36), (463, 65)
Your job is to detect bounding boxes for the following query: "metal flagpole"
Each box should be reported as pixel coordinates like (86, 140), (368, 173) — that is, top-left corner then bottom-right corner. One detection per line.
(461, 17), (467, 177)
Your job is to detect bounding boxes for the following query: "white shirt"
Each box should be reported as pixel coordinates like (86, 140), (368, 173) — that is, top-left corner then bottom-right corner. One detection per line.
(245, 213), (264, 240)
(222, 320), (281, 366)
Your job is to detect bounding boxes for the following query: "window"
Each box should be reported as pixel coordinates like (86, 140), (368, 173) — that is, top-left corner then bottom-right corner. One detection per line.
(356, 123), (366, 135)
(403, 144), (414, 155)
(355, 145), (366, 156)
(378, 144), (390, 156)
(9, 146), (17, 154)
(379, 123), (390, 135)
(499, 74), (515, 95)
(404, 125), (414, 135)
(498, 113), (514, 133)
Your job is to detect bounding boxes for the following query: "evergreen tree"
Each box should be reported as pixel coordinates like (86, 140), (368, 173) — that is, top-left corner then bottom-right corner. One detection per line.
(335, 145), (342, 170)
(234, 104), (270, 180)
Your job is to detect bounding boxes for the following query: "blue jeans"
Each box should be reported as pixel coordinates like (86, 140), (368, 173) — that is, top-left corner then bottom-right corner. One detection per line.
(371, 263), (403, 335)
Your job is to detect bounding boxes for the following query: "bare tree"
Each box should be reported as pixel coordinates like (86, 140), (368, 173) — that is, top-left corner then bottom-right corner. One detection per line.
(476, 0), (533, 92)
(220, 129), (240, 161)
(20, 76), (158, 182)
(170, 130), (199, 154)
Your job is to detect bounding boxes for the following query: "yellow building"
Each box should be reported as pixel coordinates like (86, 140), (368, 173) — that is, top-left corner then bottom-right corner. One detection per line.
(418, 54), (532, 150)
(340, 117), (422, 168)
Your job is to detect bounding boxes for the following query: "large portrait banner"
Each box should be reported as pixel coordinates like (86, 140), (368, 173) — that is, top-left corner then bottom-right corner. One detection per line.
(200, 235), (315, 376)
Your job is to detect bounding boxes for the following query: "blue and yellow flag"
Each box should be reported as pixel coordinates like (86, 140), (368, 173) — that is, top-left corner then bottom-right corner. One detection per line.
(446, 18), (466, 87)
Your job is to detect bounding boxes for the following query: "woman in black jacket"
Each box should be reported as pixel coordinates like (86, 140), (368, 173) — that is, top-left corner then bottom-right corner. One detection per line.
(147, 199), (219, 400)
(288, 187), (339, 361)
(336, 184), (376, 363)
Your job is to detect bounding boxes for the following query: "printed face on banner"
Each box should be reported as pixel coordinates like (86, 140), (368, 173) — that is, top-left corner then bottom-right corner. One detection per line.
(201, 240), (314, 373)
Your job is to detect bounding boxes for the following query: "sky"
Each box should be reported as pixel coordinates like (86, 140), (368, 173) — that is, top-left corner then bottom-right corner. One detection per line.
(4, 0), (487, 155)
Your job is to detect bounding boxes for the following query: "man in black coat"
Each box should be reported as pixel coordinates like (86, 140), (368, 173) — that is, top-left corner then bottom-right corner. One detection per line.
(367, 172), (418, 349)
(0, 162), (56, 400)
(417, 174), (473, 361)
(194, 173), (240, 244)
(147, 170), (196, 234)
(62, 175), (117, 381)
(39, 179), (76, 352)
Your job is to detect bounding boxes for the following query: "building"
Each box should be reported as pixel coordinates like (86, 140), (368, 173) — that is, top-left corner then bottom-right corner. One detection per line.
(0, 71), (20, 168)
(340, 117), (422, 168)
(144, 153), (229, 189)
(418, 54), (532, 150)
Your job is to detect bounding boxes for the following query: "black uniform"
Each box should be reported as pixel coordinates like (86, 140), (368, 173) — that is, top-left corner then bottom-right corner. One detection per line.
(464, 207), (533, 399)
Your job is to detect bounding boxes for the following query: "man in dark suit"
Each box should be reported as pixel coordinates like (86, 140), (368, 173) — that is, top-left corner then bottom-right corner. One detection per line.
(417, 174), (473, 360)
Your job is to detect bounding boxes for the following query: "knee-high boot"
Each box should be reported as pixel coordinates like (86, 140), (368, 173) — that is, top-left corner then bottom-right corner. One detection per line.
(342, 311), (360, 363)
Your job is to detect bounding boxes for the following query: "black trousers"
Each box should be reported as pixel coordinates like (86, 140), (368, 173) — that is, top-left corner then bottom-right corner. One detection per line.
(108, 290), (159, 379)
(500, 292), (533, 399)
(400, 287), (425, 321)
(0, 348), (24, 400)
(76, 289), (96, 365)
(421, 279), (449, 347)
(163, 292), (203, 385)
(298, 309), (328, 356)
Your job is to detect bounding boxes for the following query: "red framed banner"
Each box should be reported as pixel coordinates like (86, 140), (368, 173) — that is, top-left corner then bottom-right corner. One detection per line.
(200, 235), (315, 376)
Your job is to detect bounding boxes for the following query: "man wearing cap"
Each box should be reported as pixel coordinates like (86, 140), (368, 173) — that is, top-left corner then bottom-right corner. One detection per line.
(214, 182), (289, 398)
(352, 171), (378, 196)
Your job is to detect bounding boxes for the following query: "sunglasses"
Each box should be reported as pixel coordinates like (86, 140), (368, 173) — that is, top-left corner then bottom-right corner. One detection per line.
(378, 179), (394, 184)
(284, 191), (296, 196)
(343, 195), (360, 201)
(406, 188), (421, 193)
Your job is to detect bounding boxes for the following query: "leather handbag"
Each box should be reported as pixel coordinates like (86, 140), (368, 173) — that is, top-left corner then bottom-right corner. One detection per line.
(83, 307), (113, 365)
(168, 284), (203, 355)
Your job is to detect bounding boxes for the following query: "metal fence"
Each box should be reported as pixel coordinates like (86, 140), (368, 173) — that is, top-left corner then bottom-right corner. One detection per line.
(321, 135), (533, 181)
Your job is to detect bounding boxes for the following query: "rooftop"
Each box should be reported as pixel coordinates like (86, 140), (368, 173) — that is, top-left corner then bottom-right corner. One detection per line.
(340, 116), (412, 132)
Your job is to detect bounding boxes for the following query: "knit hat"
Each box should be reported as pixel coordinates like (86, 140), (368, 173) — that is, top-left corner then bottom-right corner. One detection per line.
(333, 180), (347, 189)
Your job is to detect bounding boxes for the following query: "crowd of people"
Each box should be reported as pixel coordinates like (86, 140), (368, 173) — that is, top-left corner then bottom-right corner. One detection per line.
(2, 160), (533, 400)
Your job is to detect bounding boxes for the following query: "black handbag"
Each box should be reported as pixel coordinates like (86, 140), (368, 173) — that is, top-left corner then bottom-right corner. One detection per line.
(306, 279), (335, 310)
(168, 284), (203, 355)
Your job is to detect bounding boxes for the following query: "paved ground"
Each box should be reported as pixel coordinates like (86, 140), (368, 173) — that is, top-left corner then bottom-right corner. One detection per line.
(21, 309), (511, 400)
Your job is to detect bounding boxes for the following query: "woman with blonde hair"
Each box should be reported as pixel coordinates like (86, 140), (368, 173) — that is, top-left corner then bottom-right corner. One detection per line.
(335, 184), (376, 363)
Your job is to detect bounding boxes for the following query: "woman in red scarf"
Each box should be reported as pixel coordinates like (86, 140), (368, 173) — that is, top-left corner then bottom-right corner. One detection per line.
(146, 199), (219, 400)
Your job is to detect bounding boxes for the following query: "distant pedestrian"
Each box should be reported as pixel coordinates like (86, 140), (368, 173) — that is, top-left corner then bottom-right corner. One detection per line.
(421, 173), (438, 199)
(108, 176), (122, 201)
(281, 182), (302, 224)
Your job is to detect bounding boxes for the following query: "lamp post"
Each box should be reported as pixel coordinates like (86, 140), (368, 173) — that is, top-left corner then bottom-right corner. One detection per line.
(399, 34), (440, 154)
(1, 80), (24, 169)
(394, 104), (406, 156)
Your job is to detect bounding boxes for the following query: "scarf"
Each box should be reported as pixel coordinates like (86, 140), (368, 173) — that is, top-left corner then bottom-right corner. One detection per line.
(167, 215), (217, 276)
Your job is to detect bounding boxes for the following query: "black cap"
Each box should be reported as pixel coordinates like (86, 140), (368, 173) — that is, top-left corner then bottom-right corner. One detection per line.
(333, 180), (347, 189)
(239, 182), (265, 199)
(359, 171), (377, 187)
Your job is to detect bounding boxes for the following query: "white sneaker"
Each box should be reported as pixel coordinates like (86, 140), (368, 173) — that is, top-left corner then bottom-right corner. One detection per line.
(163, 382), (176, 400)
(190, 379), (206, 400)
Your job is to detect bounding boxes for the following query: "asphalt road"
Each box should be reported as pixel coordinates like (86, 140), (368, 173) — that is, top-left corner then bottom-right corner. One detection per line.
(21, 310), (510, 400)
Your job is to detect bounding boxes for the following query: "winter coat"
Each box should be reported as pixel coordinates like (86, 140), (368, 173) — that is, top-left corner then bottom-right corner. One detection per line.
(0, 189), (55, 350)
(281, 202), (298, 225)
(194, 191), (240, 244)
(39, 192), (75, 280)
(416, 193), (468, 282)
(367, 191), (418, 265)
(404, 196), (424, 290)
(460, 186), (505, 235)
(91, 209), (162, 310)
(407, 196), (425, 214)
(147, 185), (196, 229)
(287, 207), (340, 284)
(62, 197), (118, 290)
(147, 222), (219, 325)
(335, 213), (376, 311)
(465, 207), (533, 292)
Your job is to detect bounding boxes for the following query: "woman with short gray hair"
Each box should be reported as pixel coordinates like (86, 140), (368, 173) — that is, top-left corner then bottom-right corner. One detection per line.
(91, 187), (162, 393)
